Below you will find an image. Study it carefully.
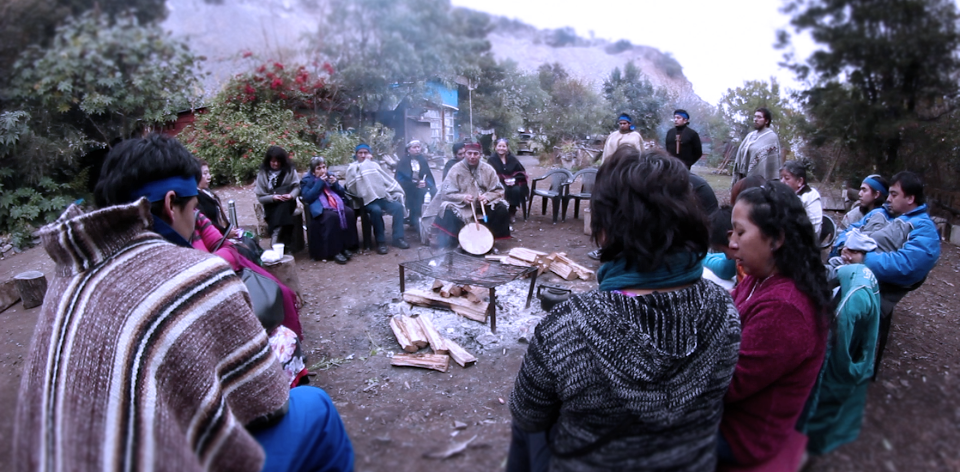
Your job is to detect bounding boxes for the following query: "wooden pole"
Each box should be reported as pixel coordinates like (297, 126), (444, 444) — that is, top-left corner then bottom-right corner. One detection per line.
(14, 271), (47, 309)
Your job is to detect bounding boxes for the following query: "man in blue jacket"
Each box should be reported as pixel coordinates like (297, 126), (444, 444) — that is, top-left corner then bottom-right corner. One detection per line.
(836, 171), (940, 287)
(835, 171), (940, 377)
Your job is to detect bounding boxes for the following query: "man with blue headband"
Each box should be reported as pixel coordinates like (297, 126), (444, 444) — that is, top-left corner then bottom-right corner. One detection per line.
(15, 134), (354, 472)
(344, 143), (410, 254)
(600, 113), (644, 165)
(665, 109), (703, 168)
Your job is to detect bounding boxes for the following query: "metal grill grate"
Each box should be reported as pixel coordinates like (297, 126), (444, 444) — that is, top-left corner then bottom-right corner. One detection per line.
(399, 251), (536, 288)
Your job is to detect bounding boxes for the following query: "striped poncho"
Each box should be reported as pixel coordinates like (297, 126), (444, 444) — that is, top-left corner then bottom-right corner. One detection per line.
(15, 199), (289, 472)
(344, 159), (405, 206)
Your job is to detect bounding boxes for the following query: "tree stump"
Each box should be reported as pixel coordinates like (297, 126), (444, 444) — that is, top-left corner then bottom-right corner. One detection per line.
(15, 271), (48, 309)
(0, 279), (21, 313)
(263, 255), (302, 302)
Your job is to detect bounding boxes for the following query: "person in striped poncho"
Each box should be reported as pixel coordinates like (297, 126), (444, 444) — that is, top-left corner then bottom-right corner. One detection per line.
(15, 134), (353, 472)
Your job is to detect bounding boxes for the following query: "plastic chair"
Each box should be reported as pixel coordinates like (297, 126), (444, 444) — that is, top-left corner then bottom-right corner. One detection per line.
(562, 168), (598, 220)
(527, 169), (573, 224)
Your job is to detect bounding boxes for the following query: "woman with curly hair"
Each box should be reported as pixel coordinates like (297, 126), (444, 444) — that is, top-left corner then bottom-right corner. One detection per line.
(254, 146), (300, 247)
(508, 148), (741, 471)
(718, 181), (831, 467)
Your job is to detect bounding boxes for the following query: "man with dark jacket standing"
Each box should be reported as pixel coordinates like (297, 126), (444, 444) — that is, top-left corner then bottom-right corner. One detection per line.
(665, 109), (703, 168)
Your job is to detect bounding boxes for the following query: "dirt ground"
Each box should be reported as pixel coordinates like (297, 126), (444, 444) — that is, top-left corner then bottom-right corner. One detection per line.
(1, 157), (959, 471)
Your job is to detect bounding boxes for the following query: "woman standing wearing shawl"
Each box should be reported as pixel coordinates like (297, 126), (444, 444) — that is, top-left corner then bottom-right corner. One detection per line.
(488, 138), (529, 221)
(255, 146), (301, 247)
(301, 156), (359, 264)
(508, 148), (741, 471)
(395, 140), (437, 234)
(732, 107), (781, 185)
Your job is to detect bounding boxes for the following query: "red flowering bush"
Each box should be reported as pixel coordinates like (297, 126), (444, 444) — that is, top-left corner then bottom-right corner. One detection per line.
(182, 61), (338, 185)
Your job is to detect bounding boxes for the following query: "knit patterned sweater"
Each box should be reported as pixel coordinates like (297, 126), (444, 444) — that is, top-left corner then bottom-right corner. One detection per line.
(15, 200), (290, 472)
(510, 280), (741, 471)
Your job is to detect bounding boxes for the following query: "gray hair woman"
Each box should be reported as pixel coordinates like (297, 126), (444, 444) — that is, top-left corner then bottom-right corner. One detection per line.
(300, 156), (358, 264)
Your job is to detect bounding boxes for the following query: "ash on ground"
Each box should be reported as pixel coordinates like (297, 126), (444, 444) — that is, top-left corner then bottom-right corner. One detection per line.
(383, 276), (588, 357)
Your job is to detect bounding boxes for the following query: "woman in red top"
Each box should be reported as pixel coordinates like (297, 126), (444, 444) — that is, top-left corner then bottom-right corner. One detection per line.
(719, 181), (832, 466)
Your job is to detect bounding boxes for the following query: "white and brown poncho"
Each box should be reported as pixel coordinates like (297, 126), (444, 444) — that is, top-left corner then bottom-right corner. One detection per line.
(14, 199), (289, 472)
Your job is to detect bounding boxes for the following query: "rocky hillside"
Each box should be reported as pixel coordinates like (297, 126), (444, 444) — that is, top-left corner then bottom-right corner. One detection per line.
(162, 0), (707, 107)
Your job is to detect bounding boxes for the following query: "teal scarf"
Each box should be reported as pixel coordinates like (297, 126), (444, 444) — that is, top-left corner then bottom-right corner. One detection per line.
(597, 252), (704, 292)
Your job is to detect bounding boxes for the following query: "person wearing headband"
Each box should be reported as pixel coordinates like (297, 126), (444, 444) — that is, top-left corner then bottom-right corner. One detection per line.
(600, 112), (645, 165)
(18, 133), (354, 472)
(344, 143), (409, 254)
(395, 139), (437, 234)
(664, 109), (703, 168)
(839, 174), (889, 230)
(432, 142), (510, 248)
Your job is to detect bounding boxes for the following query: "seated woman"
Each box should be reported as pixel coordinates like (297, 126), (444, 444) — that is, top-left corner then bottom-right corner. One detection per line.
(196, 159), (230, 234)
(780, 160), (823, 235)
(488, 138), (529, 221)
(255, 146), (301, 248)
(718, 181), (831, 466)
(508, 148), (741, 471)
(703, 206), (737, 289)
(300, 156), (359, 264)
(395, 140), (437, 234)
(840, 174), (888, 230)
(192, 211), (303, 341)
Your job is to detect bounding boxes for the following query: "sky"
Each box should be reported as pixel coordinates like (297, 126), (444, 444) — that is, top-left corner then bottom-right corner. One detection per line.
(449, 0), (815, 105)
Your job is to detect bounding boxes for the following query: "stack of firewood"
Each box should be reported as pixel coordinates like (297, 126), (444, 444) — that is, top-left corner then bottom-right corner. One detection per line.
(389, 313), (477, 373)
(485, 248), (595, 281)
(401, 279), (489, 322)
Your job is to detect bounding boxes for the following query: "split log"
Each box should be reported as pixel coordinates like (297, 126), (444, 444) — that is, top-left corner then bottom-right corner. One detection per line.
(484, 255), (508, 262)
(549, 259), (578, 281)
(508, 247), (547, 263)
(389, 316), (418, 353)
(399, 315), (429, 349)
(500, 256), (534, 268)
(443, 338), (477, 367)
(14, 271), (47, 309)
(461, 285), (487, 304)
(413, 314), (449, 354)
(0, 279), (21, 313)
(439, 282), (462, 298)
(391, 353), (450, 373)
(555, 253), (595, 280)
(432, 279), (445, 291)
(403, 289), (487, 323)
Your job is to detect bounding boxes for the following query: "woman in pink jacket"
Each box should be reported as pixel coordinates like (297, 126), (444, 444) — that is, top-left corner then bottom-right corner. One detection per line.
(718, 181), (832, 466)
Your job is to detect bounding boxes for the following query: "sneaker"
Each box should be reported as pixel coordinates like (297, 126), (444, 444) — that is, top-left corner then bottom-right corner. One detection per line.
(334, 254), (348, 265)
(587, 249), (601, 260)
(393, 239), (410, 249)
(377, 244), (389, 255)
(341, 249), (354, 260)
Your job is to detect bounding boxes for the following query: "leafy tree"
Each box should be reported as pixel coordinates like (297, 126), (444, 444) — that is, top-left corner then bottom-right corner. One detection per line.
(777, 0), (960, 177)
(602, 61), (671, 138)
(313, 0), (489, 118)
(8, 12), (203, 144)
(0, 0), (168, 90)
(541, 76), (606, 144)
(181, 62), (335, 185)
(465, 56), (548, 143)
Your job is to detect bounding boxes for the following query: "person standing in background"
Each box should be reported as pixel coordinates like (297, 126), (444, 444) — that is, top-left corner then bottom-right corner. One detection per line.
(665, 109), (703, 168)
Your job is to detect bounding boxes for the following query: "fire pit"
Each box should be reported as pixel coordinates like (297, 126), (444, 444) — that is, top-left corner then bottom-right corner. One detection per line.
(399, 251), (538, 332)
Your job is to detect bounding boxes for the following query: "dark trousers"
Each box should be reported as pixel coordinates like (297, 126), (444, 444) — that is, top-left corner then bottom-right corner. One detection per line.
(400, 184), (435, 231)
(433, 205), (511, 248)
(506, 421), (550, 472)
(365, 198), (405, 244)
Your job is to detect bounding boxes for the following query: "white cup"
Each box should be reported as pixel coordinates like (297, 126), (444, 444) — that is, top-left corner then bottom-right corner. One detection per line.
(272, 243), (285, 256)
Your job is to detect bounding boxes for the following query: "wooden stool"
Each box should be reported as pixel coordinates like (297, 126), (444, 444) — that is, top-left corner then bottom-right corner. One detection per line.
(264, 255), (302, 301)
(14, 271), (48, 309)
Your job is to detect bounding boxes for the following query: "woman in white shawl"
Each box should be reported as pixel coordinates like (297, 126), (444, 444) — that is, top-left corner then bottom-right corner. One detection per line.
(732, 107), (781, 184)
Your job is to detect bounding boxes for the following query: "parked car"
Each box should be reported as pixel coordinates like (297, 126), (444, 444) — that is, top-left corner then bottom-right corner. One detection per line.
(516, 133), (542, 155)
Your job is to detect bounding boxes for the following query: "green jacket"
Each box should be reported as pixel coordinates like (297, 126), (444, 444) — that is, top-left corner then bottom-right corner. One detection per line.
(801, 264), (881, 454)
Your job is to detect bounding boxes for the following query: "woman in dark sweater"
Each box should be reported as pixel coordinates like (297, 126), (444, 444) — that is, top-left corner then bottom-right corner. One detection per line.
(719, 181), (831, 466)
(508, 148), (741, 471)
(394, 140), (437, 234)
(488, 138), (528, 221)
